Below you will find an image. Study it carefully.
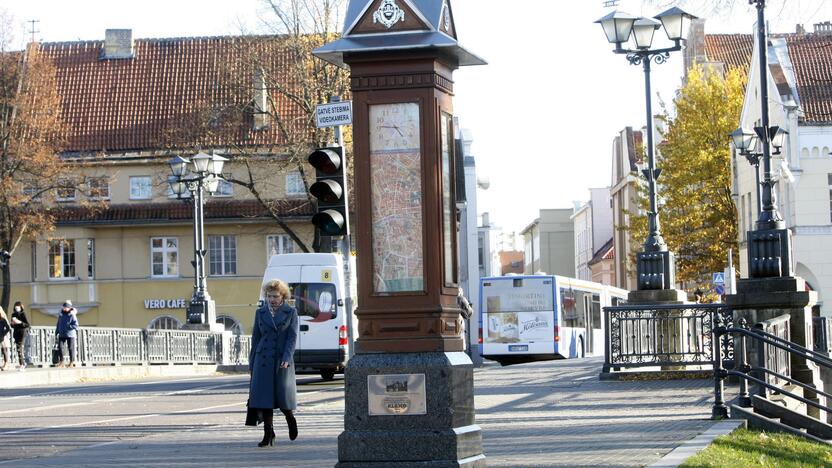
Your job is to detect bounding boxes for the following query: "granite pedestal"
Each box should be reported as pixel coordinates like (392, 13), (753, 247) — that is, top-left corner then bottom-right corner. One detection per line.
(336, 352), (485, 467)
(726, 276), (825, 419)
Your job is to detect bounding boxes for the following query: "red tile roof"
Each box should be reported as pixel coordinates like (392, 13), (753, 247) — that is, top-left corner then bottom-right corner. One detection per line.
(704, 34), (753, 71)
(786, 34), (832, 123)
(38, 36), (308, 153)
(55, 199), (313, 225)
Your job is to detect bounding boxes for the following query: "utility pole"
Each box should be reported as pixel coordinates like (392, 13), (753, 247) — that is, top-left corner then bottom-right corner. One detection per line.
(27, 20), (39, 43)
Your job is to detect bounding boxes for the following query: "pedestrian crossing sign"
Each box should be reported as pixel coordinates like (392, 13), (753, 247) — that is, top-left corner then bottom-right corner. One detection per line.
(712, 272), (725, 284)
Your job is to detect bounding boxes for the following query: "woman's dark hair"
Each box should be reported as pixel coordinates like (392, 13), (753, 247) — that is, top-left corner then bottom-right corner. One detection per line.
(13, 301), (23, 311)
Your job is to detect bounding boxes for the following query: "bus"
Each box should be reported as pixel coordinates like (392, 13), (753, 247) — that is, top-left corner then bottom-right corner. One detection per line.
(479, 275), (627, 366)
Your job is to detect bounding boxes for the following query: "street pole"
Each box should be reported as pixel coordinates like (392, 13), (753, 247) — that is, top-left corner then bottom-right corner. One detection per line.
(330, 95), (355, 360)
(641, 56), (665, 254)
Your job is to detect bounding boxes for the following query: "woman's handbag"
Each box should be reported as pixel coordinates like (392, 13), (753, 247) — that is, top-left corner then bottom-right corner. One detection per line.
(51, 339), (60, 366)
(245, 400), (262, 426)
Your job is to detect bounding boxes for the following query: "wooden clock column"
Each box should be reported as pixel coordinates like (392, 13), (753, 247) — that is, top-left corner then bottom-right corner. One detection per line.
(314, 1), (486, 466)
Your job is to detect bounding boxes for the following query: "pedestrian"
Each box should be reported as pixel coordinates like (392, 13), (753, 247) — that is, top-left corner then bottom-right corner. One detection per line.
(0, 306), (11, 371)
(247, 279), (299, 447)
(10, 301), (30, 371)
(457, 287), (473, 352)
(55, 300), (79, 368)
(694, 289), (704, 303)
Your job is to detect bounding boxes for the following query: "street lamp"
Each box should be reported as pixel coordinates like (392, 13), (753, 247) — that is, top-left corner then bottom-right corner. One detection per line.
(168, 151), (229, 328)
(596, 6), (697, 291)
(730, 126), (789, 217)
(743, 0), (793, 278)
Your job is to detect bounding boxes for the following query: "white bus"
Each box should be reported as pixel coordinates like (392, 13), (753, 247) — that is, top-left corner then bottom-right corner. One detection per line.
(479, 275), (627, 366)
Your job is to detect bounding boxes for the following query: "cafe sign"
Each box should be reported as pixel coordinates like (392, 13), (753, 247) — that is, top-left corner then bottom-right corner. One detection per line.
(144, 298), (187, 310)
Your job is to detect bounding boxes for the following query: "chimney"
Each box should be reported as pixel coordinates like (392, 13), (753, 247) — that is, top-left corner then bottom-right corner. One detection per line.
(796, 24), (806, 35)
(814, 21), (832, 35)
(101, 29), (134, 59)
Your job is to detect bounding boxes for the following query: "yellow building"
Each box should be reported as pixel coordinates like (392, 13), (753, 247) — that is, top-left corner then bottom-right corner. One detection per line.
(8, 30), (322, 333)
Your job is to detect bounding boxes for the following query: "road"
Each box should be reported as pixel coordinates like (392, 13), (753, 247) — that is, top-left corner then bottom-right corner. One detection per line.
(0, 358), (720, 467)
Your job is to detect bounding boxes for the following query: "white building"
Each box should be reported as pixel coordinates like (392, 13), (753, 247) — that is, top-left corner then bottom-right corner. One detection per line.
(572, 188), (614, 282)
(610, 127), (643, 291)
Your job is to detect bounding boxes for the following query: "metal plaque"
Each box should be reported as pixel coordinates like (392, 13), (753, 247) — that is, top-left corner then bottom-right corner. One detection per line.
(367, 373), (427, 416)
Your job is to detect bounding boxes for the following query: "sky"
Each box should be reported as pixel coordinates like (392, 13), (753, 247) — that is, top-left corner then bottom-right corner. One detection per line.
(1, 0), (831, 234)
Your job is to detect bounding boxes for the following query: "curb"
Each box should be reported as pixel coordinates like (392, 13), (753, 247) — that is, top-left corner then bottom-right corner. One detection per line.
(648, 419), (746, 467)
(0, 364), (222, 388)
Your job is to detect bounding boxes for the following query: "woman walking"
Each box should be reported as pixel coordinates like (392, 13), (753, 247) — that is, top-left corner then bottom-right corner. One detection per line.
(0, 306), (11, 371)
(248, 279), (299, 447)
(11, 301), (30, 370)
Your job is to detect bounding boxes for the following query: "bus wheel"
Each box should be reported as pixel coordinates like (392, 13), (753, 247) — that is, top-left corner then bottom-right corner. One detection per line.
(321, 370), (336, 381)
(578, 337), (585, 359)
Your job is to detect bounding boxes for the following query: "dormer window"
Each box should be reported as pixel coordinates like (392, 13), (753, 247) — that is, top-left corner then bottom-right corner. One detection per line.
(253, 67), (271, 131)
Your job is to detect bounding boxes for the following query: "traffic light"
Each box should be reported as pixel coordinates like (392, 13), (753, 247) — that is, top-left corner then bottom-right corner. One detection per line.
(308, 146), (349, 236)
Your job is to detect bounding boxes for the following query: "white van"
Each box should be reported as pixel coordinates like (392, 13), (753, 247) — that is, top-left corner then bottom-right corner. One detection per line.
(260, 253), (354, 380)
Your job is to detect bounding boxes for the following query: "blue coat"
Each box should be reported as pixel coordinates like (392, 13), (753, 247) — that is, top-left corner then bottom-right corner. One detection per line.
(248, 303), (298, 410)
(56, 310), (79, 338)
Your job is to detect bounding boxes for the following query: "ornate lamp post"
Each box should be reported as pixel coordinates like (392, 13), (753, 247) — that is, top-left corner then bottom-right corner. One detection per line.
(730, 126), (789, 217)
(168, 151), (228, 328)
(596, 7), (697, 291)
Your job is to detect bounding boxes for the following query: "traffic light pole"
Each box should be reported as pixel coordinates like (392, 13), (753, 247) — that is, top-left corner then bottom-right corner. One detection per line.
(330, 96), (355, 359)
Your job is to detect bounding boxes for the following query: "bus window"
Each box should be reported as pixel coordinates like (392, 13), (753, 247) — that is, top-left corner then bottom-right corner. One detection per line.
(592, 294), (601, 329)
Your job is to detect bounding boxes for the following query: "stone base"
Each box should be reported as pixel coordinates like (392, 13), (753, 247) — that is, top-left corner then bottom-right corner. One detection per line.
(627, 288), (689, 305)
(336, 352), (485, 467)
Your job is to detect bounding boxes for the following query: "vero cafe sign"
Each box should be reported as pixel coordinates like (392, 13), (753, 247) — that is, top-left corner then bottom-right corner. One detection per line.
(144, 298), (188, 310)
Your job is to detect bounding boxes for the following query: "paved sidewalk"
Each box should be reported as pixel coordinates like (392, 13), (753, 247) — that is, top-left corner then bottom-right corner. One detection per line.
(2, 357), (723, 467)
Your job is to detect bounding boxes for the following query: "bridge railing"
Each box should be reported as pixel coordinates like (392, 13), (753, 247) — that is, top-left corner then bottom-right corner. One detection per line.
(13, 326), (251, 367)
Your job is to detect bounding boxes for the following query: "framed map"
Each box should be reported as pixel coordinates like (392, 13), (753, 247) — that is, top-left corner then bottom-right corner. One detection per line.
(369, 102), (424, 293)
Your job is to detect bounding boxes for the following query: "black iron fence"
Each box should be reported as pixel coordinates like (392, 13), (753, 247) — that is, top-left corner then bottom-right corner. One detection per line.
(603, 303), (733, 373)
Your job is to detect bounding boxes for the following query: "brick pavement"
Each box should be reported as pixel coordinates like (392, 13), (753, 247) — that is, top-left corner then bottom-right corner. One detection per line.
(5, 357), (722, 467)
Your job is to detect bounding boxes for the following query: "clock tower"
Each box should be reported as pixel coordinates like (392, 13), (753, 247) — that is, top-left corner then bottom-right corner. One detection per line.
(315, 0), (486, 466)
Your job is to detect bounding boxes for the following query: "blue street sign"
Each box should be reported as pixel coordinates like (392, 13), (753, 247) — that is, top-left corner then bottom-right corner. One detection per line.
(715, 284), (725, 295)
(712, 272), (725, 284)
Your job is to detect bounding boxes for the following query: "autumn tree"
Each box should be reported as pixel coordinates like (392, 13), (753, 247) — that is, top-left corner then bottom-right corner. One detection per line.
(0, 39), (73, 311)
(162, 0), (350, 253)
(646, 65), (746, 287)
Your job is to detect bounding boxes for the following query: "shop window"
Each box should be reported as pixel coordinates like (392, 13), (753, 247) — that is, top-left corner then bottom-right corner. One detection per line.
(151, 237), (179, 277)
(216, 315), (243, 335)
(130, 176), (152, 200)
(209, 235), (237, 276)
(49, 240), (76, 279)
(148, 315), (182, 330)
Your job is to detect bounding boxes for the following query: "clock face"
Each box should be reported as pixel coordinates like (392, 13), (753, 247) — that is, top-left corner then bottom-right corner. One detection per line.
(370, 103), (420, 152)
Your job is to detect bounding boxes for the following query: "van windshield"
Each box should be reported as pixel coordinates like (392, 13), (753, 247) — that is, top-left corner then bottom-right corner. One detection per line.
(290, 283), (337, 322)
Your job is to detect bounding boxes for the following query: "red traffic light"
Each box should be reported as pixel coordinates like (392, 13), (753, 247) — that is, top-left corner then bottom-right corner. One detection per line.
(308, 149), (341, 175)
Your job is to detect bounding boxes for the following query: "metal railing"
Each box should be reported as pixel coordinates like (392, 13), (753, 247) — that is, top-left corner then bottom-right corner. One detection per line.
(9, 326), (251, 367)
(712, 316), (832, 419)
(603, 303), (733, 373)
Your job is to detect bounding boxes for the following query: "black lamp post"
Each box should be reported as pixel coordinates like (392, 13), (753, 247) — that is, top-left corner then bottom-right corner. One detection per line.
(596, 7), (697, 291)
(168, 151), (228, 327)
(730, 126), (789, 221)
(737, 0), (794, 279)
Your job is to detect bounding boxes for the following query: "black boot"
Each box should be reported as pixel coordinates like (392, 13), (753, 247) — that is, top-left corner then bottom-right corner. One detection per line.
(258, 410), (275, 447)
(282, 409), (297, 441)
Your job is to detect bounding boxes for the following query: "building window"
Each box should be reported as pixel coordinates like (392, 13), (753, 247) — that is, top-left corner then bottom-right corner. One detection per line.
(213, 179), (233, 197)
(87, 239), (95, 279)
(209, 235), (237, 276)
(49, 240), (76, 279)
(267, 234), (295, 261)
(130, 176), (152, 200)
(216, 315), (243, 335)
(151, 237), (179, 277)
(56, 180), (76, 202)
(87, 177), (110, 200)
(286, 171), (305, 197)
(148, 315), (182, 330)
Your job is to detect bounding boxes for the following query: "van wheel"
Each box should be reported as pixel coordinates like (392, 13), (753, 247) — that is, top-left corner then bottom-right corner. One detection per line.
(578, 337), (585, 359)
(321, 370), (336, 381)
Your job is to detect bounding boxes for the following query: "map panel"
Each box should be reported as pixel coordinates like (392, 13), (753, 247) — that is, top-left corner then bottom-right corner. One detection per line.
(369, 103), (424, 293)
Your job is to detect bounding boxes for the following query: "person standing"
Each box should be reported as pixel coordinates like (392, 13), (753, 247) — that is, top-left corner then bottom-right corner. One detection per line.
(55, 300), (79, 368)
(247, 280), (299, 447)
(10, 301), (30, 370)
(0, 306), (11, 371)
